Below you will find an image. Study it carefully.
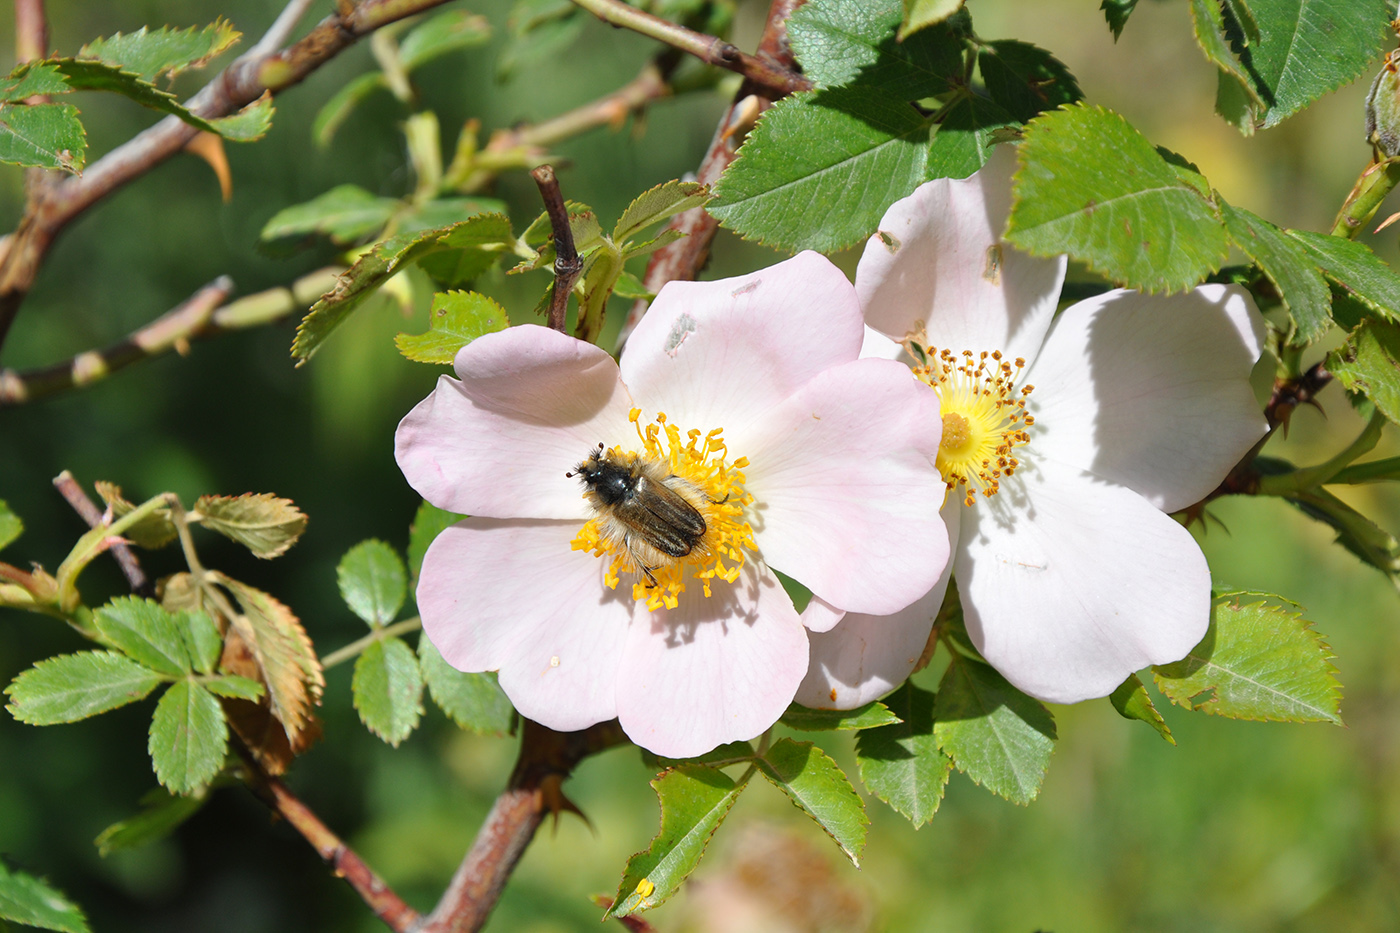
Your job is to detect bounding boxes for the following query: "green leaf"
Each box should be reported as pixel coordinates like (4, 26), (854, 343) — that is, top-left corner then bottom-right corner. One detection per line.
(1190, 0), (1266, 117)
(78, 20), (241, 80)
(1285, 230), (1400, 324)
(1101, 0), (1140, 38)
(924, 96), (1017, 180)
(642, 741), (757, 772)
(337, 539), (408, 626)
(398, 197), (508, 235)
(755, 739), (867, 865)
(780, 700), (901, 731)
(613, 180), (710, 245)
(183, 609), (222, 676)
(149, 680), (228, 795)
(200, 674), (265, 702)
(92, 481), (177, 549)
(293, 227), (452, 361)
(395, 291), (509, 365)
(407, 500), (465, 581)
(2, 63), (71, 100)
(1153, 593), (1342, 723)
(854, 682), (950, 827)
(1007, 103), (1230, 293)
(93, 597), (194, 677)
(416, 212), (514, 286)
(194, 493), (307, 559)
(1284, 487), (1400, 577)
(418, 638), (515, 735)
(6, 652), (164, 724)
(788, 0), (965, 97)
(1220, 202), (1331, 341)
(0, 861), (90, 933)
(312, 72), (387, 146)
(0, 102), (84, 172)
(1108, 674), (1175, 744)
(95, 787), (209, 857)
(711, 89), (933, 252)
(400, 11), (492, 72)
(610, 766), (745, 917)
(977, 40), (1083, 124)
(1328, 318), (1400, 423)
(499, 0), (584, 78)
(1215, 0), (1392, 131)
(261, 185), (401, 245)
(0, 499), (22, 551)
(933, 653), (1057, 805)
(352, 637), (424, 746)
(202, 91), (274, 142)
(899, 0), (964, 39)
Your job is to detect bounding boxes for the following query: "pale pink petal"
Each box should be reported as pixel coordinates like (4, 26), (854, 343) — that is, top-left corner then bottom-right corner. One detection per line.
(615, 563), (807, 757)
(417, 518), (629, 731)
(860, 325), (907, 362)
(800, 595), (845, 633)
(856, 145), (1067, 364)
(620, 252), (864, 444)
(796, 499), (959, 708)
(1027, 285), (1267, 512)
(396, 325), (636, 519)
(742, 358), (948, 616)
(956, 459), (1212, 704)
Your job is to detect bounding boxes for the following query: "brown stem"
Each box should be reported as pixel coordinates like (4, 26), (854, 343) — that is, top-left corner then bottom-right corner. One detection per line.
(244, 758), (421, 932)
(50, 470), (150, 597)
(14, 0), (48, 63)
(532, 165), (583, 333)
(570, 0), (809, 98)
(0, 0), (455, 353)
(421, 720), (628, 933)
(616, 0), (807, 348)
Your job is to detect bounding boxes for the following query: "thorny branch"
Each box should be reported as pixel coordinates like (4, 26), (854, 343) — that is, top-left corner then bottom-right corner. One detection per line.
(618, 0), (809, 347)
(51, 470), (149, 597)
(532, 165), (583, 333)
(0, 0), (457, 352)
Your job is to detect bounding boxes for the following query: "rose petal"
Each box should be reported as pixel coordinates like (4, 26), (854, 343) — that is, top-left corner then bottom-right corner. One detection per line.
(396, 325), (636, 519)
(859, 325), (907, 362)
(800, 595), (846, 633)
(615, 563), (807, 757)
(742, 358), (948, 616)
(418, 518), (629, 731)
(1026, 284), (1267, 511)
(956, 458), (1212, 704)
(856, 144), (1066, 364)
(620, 251), (864, 444)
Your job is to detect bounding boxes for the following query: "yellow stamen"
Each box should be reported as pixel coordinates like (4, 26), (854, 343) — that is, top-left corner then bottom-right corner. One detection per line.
(570, 408), (757, 611)
(907, 334), (1034, 507)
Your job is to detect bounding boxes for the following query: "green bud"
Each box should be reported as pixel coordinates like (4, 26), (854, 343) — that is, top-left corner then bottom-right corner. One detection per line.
(1366, 48), (1400, 157)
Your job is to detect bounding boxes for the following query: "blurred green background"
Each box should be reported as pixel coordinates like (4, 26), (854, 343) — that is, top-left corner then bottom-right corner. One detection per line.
(2, 1), (1399, 930)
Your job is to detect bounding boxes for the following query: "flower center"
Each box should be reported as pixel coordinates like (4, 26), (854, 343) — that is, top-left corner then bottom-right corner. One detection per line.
(570, 408), (756, 611)
(910, 344), (1034, 506)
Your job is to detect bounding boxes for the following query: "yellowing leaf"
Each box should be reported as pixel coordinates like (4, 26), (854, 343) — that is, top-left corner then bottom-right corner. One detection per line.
(194, 493), (307, 559)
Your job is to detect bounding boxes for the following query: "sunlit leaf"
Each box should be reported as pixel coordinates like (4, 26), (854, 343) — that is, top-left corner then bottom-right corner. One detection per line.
(1220, 202), (1332, 342)
(710, 89), (933, 252)
(6, 652), (164, 725)
(93, 481), (177, 549)
(1286, 230), (1400, 324)
(854, 682), (950, 827)
(416, 212), (514, 286)
(194, 493), (307, 559)
(924, 96), (1016, 181)
(612, 180), (709, 245)
(1109, 673), (1175, 744)
(149, 679), (227, 794)
(0, 499), (22, 551)
(1008, 103), (1229, 293)
(1154, 593), (1342, 723)
(788, 0), (965, 97)
(1, 62), (71, 100)
(610, 766), (745, 917)
(218, 575), (323, 740)
(396, 291), (509, 365)
(0, 101), (84, 172)
(899, 0), (964, 39)
(756, 739), (867, 865)
(352, 637), (424, 746)
(337, 539), (408, 626)
(0, 861), (89, 933)
(934, 653), (1057, 805)
(418, 638), (515, 736)
(78, 19), (241, 80)
(93, 597), (195, 678)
